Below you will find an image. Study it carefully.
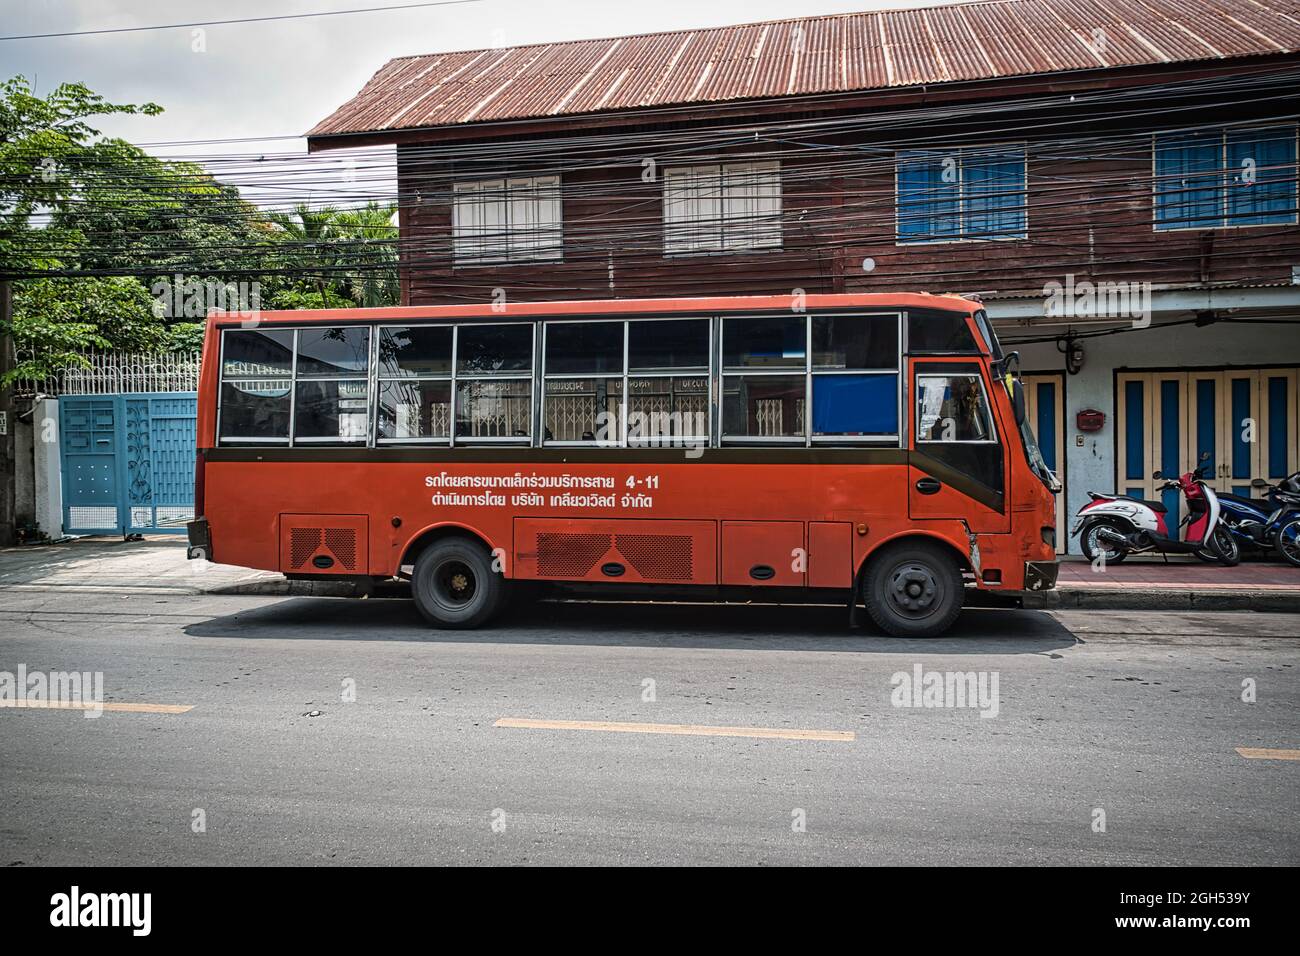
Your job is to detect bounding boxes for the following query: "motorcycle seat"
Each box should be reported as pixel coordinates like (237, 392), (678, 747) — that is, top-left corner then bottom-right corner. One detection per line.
(1113, 495), (1167, 513)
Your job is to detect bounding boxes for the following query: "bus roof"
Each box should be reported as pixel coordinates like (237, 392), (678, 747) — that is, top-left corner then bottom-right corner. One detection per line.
(206, 292), (979, 326)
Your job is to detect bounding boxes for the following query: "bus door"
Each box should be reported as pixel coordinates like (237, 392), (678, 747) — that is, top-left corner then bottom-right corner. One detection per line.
(908, 359), (1010, 533)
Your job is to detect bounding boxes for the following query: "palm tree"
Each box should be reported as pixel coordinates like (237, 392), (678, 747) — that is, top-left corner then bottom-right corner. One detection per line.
(267, 202), (398, 306)
(267, 203), (342, 299)
(332, 203), (400, 307)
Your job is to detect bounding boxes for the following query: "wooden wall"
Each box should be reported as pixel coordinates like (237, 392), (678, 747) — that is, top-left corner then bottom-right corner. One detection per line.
(391, 61), (1300, 307)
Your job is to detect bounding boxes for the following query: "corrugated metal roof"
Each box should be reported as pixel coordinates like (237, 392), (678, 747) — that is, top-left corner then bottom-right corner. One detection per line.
(308, 0), (1300, 139)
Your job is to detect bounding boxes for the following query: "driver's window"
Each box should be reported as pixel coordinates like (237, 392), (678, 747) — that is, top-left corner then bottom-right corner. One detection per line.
(917, 373), (996, 443)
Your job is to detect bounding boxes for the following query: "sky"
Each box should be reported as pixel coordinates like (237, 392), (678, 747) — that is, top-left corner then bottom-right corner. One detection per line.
(0, 0), (957, 205)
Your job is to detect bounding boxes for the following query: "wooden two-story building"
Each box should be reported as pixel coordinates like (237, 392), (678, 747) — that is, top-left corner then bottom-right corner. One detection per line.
(308, 0), (1300, 550)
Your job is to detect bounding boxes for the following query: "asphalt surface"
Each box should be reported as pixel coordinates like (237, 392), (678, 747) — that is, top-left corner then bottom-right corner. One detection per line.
(0, 588), (1296, 865)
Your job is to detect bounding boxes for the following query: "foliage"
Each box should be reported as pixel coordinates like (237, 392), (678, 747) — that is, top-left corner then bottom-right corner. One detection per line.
(1, 76), (401, 386)
(267, 202), (399, 307)
(0, 76), (162, 273)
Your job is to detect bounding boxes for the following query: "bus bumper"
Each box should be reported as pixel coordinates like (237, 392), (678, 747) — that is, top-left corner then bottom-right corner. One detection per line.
(186, 518), (211, 561)
(1023, 560), (1058, 592)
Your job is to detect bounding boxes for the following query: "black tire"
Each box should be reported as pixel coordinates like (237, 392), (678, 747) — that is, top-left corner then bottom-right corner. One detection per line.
(1273, 518), (1300, 569)
(410, 536), (506, 629)
(1207, 526), (1240, 567)
(1079, 519), (1128, 565)
(862, 540), (964, 638)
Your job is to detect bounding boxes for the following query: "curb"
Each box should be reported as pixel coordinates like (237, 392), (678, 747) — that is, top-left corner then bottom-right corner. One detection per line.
(1025, 588), (1300, 612)
(206, 578), (410, 598)
(204, 578), (1300, 613)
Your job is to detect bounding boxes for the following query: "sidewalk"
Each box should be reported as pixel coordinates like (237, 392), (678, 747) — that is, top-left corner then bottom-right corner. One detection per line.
(0, 536), (349, 597)
(1024, 555), (1300, 611)
(1, 537), (1297, 611)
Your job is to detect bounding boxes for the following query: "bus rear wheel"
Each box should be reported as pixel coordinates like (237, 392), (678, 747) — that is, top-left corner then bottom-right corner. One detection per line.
(411, 537), (505, 629)
(862, 540), (964, 638)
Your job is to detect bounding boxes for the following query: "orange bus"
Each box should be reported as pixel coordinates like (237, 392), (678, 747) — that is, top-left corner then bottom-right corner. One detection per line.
(188, 293), (1058, 637)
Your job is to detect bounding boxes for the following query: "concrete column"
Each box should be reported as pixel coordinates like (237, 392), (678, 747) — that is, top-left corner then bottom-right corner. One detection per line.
(33, 398), (62, 540)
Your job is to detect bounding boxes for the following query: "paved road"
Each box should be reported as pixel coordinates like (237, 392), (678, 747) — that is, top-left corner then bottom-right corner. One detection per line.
(1, 588), (1296, 865)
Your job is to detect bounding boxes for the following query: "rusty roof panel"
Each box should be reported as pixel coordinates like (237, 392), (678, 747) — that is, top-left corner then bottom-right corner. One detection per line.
(309, 0), (1300, 139)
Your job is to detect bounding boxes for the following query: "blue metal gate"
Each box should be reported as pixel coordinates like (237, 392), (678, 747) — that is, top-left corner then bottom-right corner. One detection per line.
(60, 393), (197, 536)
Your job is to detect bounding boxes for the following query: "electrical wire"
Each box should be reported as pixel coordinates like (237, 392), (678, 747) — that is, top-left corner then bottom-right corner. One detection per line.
(0, 0), (486, 42)
(4, 62), (1298, 301)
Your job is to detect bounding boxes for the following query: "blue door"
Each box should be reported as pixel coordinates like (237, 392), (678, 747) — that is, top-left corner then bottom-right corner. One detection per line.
(60, 398), (121, 535)
(1024, 374), (1065, 552)
(60, 393), (197, 536)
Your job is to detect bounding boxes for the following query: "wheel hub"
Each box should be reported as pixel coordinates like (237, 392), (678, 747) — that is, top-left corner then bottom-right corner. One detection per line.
(433, 560), (477, 607)
(890, 564), (938, 614)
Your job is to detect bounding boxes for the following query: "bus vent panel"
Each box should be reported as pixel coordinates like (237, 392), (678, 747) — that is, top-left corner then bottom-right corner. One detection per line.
(279, 514), (369, 575)
(514, 519), (717, 584)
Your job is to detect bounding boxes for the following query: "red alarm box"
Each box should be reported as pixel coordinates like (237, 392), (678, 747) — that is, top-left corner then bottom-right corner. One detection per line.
(1076, 408), (1105, 432)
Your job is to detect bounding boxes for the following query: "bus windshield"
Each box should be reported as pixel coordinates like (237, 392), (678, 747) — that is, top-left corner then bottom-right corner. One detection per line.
(1019, 415), (1057, 489)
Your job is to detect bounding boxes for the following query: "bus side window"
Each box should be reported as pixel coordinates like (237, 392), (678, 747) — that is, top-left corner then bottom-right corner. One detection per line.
(292, 327), (371, 445)
(218, 328), (294, 445)
(721, 315), (807, 441)
(377, 326), (453, 442)
(455, 323), (533, 441)
(810, 314), (899, 439)
(721, 312), (901, 444)
(916, 373), (996, 443)
(625, 318), (710, 447)
(543, 320), (623, 444)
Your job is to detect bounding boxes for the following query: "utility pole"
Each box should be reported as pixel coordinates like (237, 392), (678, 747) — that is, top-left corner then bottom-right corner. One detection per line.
(0, 279), (14, 547)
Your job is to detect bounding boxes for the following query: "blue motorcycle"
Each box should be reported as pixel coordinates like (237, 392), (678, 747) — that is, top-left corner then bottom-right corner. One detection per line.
(1199, 471), (1300, 567)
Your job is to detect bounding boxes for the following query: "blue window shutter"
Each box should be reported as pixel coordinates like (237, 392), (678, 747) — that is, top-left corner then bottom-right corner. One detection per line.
(897, 151), (959, 241)
(964, 150), (1027, 238)
(1154, 133), (1222, 229)
(1124, 380), (1145, 481)
(1159, 379), (1180, 479)
(812, 374), (898, 435)
(1267, 375), (1289, 479)
(1226, 128), (1297, 226)
(1034, 381), (1056, 472)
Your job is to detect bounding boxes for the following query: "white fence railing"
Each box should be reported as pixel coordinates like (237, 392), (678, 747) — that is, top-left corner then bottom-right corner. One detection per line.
(13, 351), (202, 397)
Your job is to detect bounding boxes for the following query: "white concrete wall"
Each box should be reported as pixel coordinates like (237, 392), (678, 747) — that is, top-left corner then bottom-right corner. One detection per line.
(33, 399), (61, 539)
(1004, 319), (1300, 551)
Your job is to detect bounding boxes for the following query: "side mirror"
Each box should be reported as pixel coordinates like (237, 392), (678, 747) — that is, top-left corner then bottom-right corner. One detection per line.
(1252, 478), (1269, 489)
(1152, 470), (1163, 479)
(1199, 451), (1211, 462)
(1011, 379), (1026, 427)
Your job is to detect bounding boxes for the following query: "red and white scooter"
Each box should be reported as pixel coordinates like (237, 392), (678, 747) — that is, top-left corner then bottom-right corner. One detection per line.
(1072, 453), (1236, 565)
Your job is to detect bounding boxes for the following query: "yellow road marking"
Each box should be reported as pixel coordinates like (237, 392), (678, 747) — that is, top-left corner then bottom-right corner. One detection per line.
(0, 699), (193, 715)
(1236, 747), (1300, 761)
(494, 717), (853, 742)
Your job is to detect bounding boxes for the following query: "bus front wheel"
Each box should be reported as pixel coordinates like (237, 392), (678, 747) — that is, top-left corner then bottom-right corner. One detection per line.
(862, 540), (964, 638)
(411, 536), (506, 629)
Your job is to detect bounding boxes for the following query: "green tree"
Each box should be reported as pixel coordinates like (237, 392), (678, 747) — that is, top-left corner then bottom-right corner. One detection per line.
(8, 276), (162, 381)
(0, 77), (180, 383)
(1, 76), (402, 388)
(332, 202), (400, 307)
(266, 203), (342, 300)
(0, 76), (162, 274)
(265, 201), (400, 308)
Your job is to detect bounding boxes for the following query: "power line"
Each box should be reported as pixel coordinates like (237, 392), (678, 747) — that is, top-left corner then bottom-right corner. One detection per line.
(3, 65), (1296, 299)
(0, 0), (486, 42)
